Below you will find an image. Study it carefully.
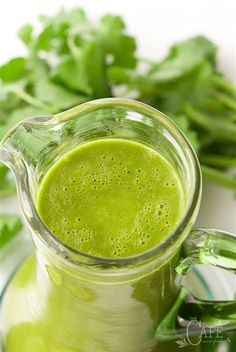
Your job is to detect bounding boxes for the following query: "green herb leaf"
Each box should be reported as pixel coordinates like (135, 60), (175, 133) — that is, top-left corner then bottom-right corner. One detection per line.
(0, 58), (26, 83)
(34, 79), (87, 110)
(0, 213), (22, 248)
(149, 36), (216, 82)
(82, 40), (110, 97)
(98, 15), (137, 69)
(55, 57), (92, 95)
(18, 24), (34, 47)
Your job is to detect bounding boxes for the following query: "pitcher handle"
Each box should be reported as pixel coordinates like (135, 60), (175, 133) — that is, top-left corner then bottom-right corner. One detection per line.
(156, 228), (236, 342)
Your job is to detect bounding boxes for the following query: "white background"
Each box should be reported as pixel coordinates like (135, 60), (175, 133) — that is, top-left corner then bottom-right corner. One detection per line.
(0, 1), (236, 233)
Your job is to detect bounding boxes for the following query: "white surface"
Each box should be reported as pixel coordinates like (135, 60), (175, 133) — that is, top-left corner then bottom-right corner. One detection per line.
(0, 0), (236, 290)
(0, 0), (235, 81)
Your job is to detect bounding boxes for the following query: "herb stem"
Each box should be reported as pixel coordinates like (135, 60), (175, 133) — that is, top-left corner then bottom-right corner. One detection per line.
(67, 35), (81, 58)
(201, 165), (236, 190)
(12, 87), (51, 112)
(200, 154), (236, 168)
(184, 104), (236, 142)
(212, 91), (236, 111)
(213, 75), (236, 97)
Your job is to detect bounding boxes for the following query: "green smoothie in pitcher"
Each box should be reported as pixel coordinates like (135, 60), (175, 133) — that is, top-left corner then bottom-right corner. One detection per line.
(3, 138), (191, 352)
(37, 138), (184, 257)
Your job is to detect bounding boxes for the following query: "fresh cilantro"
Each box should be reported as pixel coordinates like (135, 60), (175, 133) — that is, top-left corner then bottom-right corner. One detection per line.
(0, 7), (236, 199)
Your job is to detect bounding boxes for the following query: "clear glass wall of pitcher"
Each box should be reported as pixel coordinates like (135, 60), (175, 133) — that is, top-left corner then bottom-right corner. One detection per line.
(1, 99), (236, 352)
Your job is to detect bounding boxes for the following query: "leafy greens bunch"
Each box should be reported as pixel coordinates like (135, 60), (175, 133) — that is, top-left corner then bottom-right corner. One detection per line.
(0, 8), (236, 245)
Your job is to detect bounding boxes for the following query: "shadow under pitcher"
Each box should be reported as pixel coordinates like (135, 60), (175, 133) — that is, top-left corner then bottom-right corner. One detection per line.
(1, 98), (236, 352)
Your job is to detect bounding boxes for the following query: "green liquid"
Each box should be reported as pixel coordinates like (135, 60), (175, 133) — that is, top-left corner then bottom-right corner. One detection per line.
(3, 138), (193, 352)
(37, 139), (184, 257)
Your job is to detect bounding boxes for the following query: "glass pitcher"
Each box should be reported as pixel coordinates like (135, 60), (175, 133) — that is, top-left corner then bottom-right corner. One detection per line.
(1, 98), (236, 352)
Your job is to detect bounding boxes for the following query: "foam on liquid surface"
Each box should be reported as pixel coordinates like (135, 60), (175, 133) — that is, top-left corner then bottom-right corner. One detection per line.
(37, 139), (185, 258)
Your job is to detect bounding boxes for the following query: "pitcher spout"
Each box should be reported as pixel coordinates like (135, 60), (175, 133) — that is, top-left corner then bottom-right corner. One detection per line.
(0, 122), (30, 199)
(1, 115), (56, 168)
(0, 144), (12, 166)
(0, 113), (59, 206)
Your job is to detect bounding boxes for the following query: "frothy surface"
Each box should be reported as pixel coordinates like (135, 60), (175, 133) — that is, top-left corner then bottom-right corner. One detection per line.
(37, 139), (185, 258)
